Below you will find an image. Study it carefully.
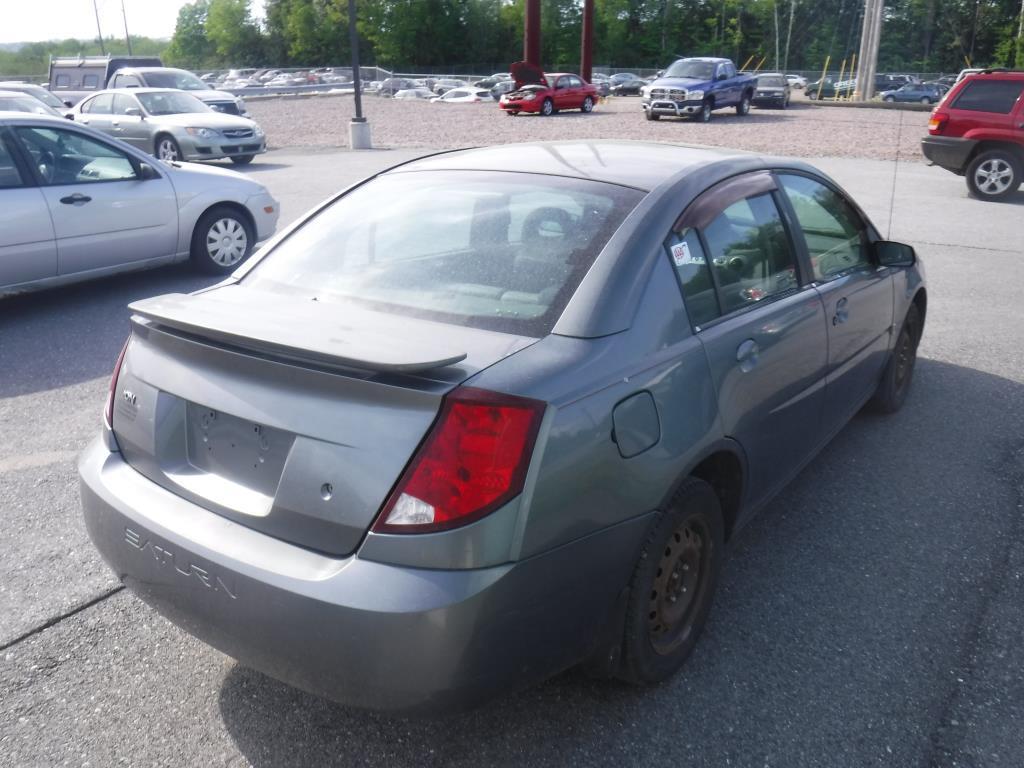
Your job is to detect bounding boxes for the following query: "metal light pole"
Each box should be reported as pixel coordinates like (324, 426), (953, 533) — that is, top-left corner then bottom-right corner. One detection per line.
(92, 0), (106, 55)
(121, 0), (133, 55)
(348, 0), (371, 149)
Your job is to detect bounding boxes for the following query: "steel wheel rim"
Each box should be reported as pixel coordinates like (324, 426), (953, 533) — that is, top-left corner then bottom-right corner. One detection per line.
(648, 517), (711, 654)
(583, 97), (593, 112)
(206, 218), (248, 266)
(975, 159), (1014, 195)
(542, 99), (552, 115)
(158, 139), (179, 161)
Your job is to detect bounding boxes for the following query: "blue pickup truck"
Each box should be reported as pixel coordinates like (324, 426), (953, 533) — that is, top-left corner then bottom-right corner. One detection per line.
(642, 57), (756, 122)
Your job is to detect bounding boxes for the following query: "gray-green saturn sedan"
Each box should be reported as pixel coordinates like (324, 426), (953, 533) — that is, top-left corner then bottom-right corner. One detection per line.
(79, 141), (927, 712)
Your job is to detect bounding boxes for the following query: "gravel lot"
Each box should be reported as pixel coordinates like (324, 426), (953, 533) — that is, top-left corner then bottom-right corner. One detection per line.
(246, 93), (930, 162)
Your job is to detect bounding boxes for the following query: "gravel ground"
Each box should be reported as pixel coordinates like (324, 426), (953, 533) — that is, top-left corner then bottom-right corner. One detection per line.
(246, 92), (930, 162)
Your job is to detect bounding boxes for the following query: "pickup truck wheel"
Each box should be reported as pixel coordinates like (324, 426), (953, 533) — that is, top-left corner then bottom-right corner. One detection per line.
(540, 97), (554, 116)
(581, 96), (594, 113)
(155, 135), (182, 162)
(191, 206), (255, 275)
(697, 100), (712, 123)
(966, 150), (1021, 200)
(618, 477), (724, 684)
(736, 93), (751, 116)
(645, 109), (660, 121)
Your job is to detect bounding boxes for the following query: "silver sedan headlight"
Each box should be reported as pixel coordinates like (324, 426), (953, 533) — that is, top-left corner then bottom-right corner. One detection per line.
(252, 124), (265, 137)
(185, 127), (219, 139)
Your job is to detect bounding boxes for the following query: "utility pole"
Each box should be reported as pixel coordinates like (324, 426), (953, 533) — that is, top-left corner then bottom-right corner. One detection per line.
(348, 0), (371, 149)
(774, 2), (781, 71)
(581, 0), (594, 83)
(121, 0), (133, 55)
(524, 0), (541, 67)
(854, 0), (883, 101)
(92, 0), (106, 55)
(783, 0), (796, 72)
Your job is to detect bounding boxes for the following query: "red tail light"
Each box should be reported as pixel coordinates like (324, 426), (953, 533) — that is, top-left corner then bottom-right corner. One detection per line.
(928, 113), (948, 134)
(373, 387), (545, 533)
(104, 337), (130, 429)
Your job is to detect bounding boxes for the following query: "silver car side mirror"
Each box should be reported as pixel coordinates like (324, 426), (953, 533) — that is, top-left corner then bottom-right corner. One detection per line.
(139, 163), (159, 181)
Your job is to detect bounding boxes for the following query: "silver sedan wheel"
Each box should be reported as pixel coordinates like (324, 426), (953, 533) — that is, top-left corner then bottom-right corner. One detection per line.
(974, 158), (1015, 196)
(205, 217), (249, 267)
(157, 138), (180, 162)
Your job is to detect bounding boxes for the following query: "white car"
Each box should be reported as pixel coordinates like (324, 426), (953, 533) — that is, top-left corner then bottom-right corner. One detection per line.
(0, 113), (279, 296)
(394, 88), (435, 100)
(785, 74), (808, 89)
(431, 88), (493, 103)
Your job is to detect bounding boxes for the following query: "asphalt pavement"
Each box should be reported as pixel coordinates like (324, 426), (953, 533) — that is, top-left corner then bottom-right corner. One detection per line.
(1, 147), (1022, 767)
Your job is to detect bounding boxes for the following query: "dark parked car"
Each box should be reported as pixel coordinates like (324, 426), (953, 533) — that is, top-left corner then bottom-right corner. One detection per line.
(880, 82), (945, 104)
(752, 73), (791, 108)
(80, 141), (926, 713)
(377, 77), (416, 97)
(807, 77), (856, 99)
(610, 75), (647, 95)
(921, 70), (1024, 199)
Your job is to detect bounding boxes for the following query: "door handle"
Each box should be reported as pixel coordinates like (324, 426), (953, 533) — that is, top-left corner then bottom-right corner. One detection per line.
(59, 193), (92, 205)
(736, 339), (760, 372)
(833, 297), (849, 325)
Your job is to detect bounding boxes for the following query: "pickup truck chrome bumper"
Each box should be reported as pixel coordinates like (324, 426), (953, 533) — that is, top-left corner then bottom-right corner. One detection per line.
(643, 100), (701, 115)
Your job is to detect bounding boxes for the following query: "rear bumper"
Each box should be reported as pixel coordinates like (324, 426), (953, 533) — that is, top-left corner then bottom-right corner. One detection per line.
(921, 135), (976, 173)
(79, 438), (648, 712)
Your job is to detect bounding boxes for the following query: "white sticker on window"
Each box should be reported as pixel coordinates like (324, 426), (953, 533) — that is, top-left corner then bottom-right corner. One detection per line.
(671, 240), (694, 266)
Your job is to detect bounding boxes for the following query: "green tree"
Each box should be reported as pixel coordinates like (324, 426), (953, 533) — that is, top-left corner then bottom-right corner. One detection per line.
(205, 0), (264, 64)
(164, 0), (216, 68)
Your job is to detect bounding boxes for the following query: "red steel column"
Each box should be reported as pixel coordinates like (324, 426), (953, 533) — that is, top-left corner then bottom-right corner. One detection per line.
(581, 0), (594, 82)
(524, 0), (542, 67)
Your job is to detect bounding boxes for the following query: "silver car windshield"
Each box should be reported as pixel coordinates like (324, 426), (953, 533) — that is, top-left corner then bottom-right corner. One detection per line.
(137, 91), (210, 115)
(244, 171), (644, 336)
(758, 76), (786, 87)
(142, 71), (207, 90)
(664, 60), (716, 80)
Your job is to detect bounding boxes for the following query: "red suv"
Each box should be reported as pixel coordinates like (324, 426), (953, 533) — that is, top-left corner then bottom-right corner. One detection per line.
(921, 70), (1024, 200)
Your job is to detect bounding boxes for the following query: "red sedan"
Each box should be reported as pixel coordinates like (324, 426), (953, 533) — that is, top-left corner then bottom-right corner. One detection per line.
(500, 67), (598, 116)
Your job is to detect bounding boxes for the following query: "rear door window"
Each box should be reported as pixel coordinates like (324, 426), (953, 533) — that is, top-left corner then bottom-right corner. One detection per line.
(83, 93), (113, 114)
(666, 228), (719, 328)
(701, 193), (799, 314)
(0, 137), (25, 188)
(952, 80), (1024, 113)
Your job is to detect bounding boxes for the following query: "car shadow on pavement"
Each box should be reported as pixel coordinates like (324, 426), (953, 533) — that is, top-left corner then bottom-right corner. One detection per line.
(0, 265), (215, 398)
(215, 357), (1024, 767)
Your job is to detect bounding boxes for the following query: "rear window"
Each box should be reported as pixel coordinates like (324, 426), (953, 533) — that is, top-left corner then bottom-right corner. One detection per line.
(244, 170), (643, 336)
(952, 80), (1024, 114)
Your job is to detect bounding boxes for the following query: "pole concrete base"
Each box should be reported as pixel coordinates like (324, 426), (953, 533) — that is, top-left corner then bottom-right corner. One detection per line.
(349, 119), (372, 150)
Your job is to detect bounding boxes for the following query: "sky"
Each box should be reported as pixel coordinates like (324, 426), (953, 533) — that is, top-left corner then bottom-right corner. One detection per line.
(1, 0), (266, 45)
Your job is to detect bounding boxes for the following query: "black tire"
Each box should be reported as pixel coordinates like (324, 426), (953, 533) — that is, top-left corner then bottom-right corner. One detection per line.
(155, 135), (182, 162)
(619, 477), (724, 684)
(540, 97), (554, 116)
(870, 303), (921, 414)
(506, 110), (518, 116)
(808, 90), (818, 100)
(920, 97), (931, 104)
(697, 100), (713, 123)
(190, 205), (255, 275)
(230, 154), (255, 165)
(965, 149), (1021, 200)
(883, 96), (896, 103)
(645, 109), (660, 121)
(581, 96), (594, 113)
(736, 92), (751, 116)
(782, 95), (790, 109)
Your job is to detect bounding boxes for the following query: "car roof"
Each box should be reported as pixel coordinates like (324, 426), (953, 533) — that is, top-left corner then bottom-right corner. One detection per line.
(390, 140), (750, 192)
(0, 90), (32, 97)
(0, 111), (81, 124)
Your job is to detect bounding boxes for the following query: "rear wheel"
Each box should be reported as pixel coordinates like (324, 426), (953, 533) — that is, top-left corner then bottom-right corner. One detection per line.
(619, 478), (724, 684)
(966, 149), (1021, 200)
(155, 135), (182, 162)
(230, 154), (255, 165)
(540, 97), (554, 116)
(736, 93), (751, 116)
(870, 304), (921, 414)
(190, 206), (255, 275)
(581, 96), (594, 113)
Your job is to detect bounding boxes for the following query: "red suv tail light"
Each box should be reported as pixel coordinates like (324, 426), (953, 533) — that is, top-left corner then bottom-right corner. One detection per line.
(373, 387), (545, 533)
(104, 337), (130, 429)
(928, 113), (949, 134)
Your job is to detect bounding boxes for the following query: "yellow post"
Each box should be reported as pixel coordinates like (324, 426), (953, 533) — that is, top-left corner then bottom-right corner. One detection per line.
(834, 58), (847, 101)
(816, 55), (830, 100)
(740, 54), (755, 71)
(847, 53), (856, 100)
(964, 54), (972, 67)
(754, 56), (767, 72)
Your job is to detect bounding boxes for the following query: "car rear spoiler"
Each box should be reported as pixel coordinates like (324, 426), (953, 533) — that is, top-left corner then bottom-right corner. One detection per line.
(128, 289), (468, 374)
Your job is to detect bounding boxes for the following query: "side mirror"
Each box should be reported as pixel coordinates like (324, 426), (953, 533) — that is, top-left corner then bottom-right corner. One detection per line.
(874, 240), (916, 267)
(125, 107), (142, 117)
(63, 100), (73, 108)
(717, 72), (728, 81)
(139, 162), (159, 181)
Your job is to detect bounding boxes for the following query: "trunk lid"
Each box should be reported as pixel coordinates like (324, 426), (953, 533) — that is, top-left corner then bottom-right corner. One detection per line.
(112, 285), (536, 556)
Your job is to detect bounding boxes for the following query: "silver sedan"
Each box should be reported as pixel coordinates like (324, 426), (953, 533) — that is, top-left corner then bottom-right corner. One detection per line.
(72, 88), (267, 165)
(0, 112), (279, 296)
